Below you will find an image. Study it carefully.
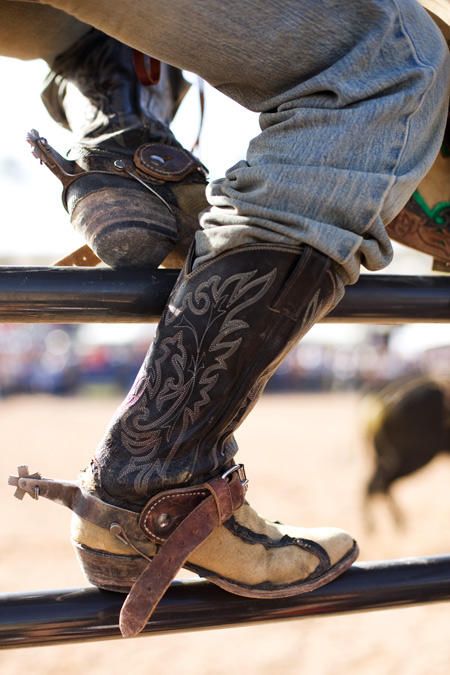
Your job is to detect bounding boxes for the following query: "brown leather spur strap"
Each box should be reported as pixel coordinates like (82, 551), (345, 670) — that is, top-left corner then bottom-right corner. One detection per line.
(27, 130), (206, 199)
(132, 50), (161, 86)
(120, 465), (248, 637)
(8, 463), (248, 638)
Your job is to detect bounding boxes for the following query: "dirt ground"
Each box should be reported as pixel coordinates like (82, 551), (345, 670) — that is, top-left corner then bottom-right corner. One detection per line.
(0, 392), (449, 675)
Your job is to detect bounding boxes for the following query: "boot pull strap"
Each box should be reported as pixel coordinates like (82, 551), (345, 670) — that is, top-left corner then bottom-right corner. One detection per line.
(120, 467), (248, 638)
(132, 51), (161, 86)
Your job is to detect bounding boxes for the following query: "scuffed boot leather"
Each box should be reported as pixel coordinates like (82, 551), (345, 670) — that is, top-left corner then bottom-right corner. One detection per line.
(80, 244), (357, 622)
(92, 244), (347, 503)
(10, 244), (358, 636)
(37, 29), (207, 269)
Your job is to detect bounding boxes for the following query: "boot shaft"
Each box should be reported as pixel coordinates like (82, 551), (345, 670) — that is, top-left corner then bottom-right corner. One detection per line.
(93, 244), (344, 507)
(41, 29), (185, 148)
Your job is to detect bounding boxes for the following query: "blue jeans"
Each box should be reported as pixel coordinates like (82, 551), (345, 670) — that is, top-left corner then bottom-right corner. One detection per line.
(2, 0), (450, 282)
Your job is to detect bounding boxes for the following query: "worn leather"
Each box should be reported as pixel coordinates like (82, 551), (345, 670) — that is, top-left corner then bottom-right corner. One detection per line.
(28, 125), (205, 205)
(11, 464), (356, 637)
(10, 243), (357, 638)
(120, 470), (247, 636)
(134, 143), (203, 182)
(36, 28), (207, 269)
(93, 244), (344, 506)
(10, 465), (248, 638)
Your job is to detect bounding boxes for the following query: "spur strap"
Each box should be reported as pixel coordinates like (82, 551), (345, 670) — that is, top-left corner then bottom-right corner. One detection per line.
(26, 129), (207, 205)
(9, 463), (248, 637)
(121, 466), (247, 636)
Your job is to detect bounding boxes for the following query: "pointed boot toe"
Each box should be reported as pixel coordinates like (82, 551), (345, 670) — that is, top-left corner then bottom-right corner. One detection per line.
(186, 504), (358, 598)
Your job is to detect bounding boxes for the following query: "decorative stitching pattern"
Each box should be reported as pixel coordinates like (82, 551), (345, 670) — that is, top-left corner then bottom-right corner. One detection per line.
(117, 265), (277, 495)
(224, 517), (330, 571)
(141, 489), (209, 542)
(94, 247), (340, 506)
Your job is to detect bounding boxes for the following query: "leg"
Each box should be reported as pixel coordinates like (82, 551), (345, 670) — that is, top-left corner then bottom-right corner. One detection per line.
(1, 2), (207, 269)
(0, 0), (88, 60)
(387, 14), (450, 270)
(33, 0), (450, 279)
(10, 0), (450, 637)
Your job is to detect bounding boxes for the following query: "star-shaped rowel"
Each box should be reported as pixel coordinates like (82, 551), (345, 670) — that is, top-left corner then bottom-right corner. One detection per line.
(8, 466), (42, 500)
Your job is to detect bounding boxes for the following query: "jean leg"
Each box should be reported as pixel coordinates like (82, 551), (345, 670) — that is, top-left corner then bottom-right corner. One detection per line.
(28, 1), (450, 279)
(0, 1), (88, 61)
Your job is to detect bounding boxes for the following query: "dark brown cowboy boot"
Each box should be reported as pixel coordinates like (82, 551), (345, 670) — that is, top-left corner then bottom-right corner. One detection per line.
(387, 111), (450, 272)
(29, 28), (207, 269)
(10, 244), (357, 637)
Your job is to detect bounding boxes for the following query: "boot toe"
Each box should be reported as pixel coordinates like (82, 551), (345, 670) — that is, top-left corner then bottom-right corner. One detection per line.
(187, 504), (358, 596)
(69, 182), (179, 269)
(310, 527), (356, 567)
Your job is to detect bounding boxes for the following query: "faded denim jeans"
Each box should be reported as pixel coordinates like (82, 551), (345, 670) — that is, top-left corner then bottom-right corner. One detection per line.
(1, 0), (449, 283)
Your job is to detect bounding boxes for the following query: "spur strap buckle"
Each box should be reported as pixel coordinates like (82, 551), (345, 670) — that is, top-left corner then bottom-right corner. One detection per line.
(221, 463), (248, 489)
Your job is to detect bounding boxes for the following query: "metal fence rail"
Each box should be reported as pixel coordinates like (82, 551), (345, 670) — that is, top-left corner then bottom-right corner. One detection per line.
(1, 556), (449, 649)
(0, 267), (448, 323)
(1, 268), (449, 648)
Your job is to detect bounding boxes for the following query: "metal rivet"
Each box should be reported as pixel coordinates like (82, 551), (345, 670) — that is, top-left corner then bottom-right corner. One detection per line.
(114, 159), (126, 170)
(156, 513), (172, 530)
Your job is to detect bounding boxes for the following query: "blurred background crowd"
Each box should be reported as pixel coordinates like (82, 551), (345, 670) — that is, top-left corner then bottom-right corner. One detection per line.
(0, 321), (448, 399)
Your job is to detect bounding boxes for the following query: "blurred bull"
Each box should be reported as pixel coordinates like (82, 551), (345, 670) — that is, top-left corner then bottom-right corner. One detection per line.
(361, 376), (450, 528)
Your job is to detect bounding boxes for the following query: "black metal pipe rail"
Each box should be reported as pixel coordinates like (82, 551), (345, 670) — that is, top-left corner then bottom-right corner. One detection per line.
(1, 556), (449, 649)
(0, 267), (448, 323)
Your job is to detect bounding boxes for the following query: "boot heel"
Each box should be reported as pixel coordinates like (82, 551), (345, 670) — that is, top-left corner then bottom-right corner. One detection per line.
(432, 257), (450, 273)
(73, 542), (147, 593)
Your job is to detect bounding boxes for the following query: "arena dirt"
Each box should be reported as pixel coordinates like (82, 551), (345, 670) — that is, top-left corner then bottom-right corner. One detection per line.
(1, 392), (449, 675)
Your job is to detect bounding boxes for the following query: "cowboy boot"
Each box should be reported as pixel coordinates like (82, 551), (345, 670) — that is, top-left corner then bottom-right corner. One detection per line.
(386, 111), (450, 272)
(10, 243), (358, 637)
(29, 28), (207, 269)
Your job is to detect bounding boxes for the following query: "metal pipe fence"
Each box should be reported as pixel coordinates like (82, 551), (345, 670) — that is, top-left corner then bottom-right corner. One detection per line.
(0, 265), (448, 647)
(0, 267), (448, 323)
(1, 556), (449, 649)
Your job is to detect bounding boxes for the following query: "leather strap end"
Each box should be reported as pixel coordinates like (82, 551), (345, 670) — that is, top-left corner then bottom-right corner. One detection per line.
(118, 469), (247, 637)
(120, 589), (160, 638)
(119, 496), (218, 637)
